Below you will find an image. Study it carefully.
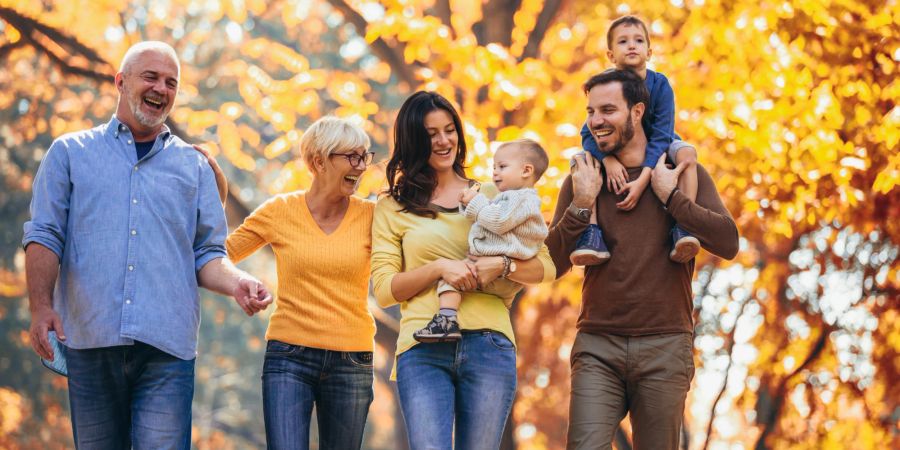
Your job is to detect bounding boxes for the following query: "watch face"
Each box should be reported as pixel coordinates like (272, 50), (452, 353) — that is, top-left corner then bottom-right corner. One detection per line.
(509, 261), (517, 273)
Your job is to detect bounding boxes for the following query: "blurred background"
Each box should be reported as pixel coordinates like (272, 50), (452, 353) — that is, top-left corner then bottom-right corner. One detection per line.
(0, 0), (897, 448)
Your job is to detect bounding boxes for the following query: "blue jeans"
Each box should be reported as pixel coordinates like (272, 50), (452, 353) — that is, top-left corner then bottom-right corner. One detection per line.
(261, 340), (374, 450)
(396, 331), (517, 450)
(66, 341), (195, 450)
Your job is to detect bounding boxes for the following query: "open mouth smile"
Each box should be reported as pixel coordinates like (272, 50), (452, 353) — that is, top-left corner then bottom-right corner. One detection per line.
(433, 148), (452, 156)
(594, 128), (613, 138)
(143, 96), (165, 111)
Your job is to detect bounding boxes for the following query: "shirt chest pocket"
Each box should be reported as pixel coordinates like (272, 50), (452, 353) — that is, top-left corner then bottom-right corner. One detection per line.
(149, 174), (197, 225)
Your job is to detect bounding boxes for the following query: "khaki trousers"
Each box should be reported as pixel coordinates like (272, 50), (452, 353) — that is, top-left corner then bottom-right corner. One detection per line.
(566, 331), (695, 450)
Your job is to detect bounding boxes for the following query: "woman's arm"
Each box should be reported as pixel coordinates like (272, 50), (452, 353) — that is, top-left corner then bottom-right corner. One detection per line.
(225, 198), (275, 263)
(472, 244), (555, 287)
(390, 259), (477, 302)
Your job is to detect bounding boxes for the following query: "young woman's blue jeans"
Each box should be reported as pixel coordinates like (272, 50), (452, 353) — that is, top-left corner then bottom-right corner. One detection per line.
(66, 341), (195, 450)
(396, 331), (518, 450)
(261, 340), (374, 450)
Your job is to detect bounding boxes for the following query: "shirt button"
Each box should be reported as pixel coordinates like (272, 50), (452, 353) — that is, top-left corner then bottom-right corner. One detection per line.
(128, 265), (134, 271)
(131, 229), (137, 235)
(127, 139), (133, 144)
(125, 299), (132, 304)
(133, 166), (139, 171)
(132, 199), (138, 204)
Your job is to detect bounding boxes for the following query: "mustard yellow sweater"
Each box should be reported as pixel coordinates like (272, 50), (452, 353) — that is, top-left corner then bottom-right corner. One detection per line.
(371, 184), (556, 377)
(227, 192), (376, 351)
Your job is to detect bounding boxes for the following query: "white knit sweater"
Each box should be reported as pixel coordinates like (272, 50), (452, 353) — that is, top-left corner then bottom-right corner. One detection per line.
(463, 188), (548, 260)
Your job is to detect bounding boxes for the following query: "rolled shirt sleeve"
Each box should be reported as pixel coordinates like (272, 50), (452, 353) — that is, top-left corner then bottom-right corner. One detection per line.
(193, 155), (228, 272)
(23, 140), (72, 258)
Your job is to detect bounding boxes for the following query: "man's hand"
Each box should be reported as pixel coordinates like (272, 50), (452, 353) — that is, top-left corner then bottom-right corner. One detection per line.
(29, 306), (65, 361)
(232, 277), (273, 316)
(459, 183), (480, 206)
(193, 144), (228, 206)
(651, 154), (688, 204)
(571, 153), (603, 209)
(602, 156), (628, 194)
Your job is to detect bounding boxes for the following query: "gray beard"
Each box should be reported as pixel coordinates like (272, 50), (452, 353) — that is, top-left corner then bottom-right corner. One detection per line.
(127, 94), (166, 128)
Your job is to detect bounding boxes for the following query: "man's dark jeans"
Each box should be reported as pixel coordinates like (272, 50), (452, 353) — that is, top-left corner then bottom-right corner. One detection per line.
(261, 340), (374, 450)
(67, 341), (195, 449)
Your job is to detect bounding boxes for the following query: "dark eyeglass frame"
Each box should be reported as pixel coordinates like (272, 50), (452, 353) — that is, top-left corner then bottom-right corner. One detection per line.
(329, 151), (375, 168)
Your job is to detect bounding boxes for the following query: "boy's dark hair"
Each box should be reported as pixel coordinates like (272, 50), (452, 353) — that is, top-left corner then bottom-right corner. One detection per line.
(387, 91), (468, 218)
(606, 15), (650, 49)
(500, 139), (549, 181)
(582, 69), (650, 110)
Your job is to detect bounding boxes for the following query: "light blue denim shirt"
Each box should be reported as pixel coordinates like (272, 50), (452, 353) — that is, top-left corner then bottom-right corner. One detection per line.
(23, 116), (227, 360)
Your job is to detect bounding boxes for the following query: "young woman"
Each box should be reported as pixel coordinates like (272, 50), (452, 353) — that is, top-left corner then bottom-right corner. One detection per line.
(370, 91), (555, 449)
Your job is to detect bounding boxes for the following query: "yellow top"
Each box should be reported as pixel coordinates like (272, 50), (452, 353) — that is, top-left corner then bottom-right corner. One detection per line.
(227, 192), (376, 352)
(370, 184), (556, 378)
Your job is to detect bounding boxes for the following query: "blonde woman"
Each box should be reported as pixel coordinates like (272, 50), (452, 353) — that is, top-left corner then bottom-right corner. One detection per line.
(224, 117), (377, 450)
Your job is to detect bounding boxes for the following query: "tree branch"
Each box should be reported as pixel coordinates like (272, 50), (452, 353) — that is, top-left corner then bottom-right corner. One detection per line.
(753, 324), (833, 450)
(0, 6), (114, 71)
(433, 0), (456, 39)
(324, 0), (418, 88)
(519, 0), (564, 61)
(701, 296), (751, 450)
(472, 0), (521, 46)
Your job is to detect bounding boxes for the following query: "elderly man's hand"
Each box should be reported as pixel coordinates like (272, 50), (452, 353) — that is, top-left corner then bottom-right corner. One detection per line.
(232, 277), (273, 316)
(651, 154), (688, 204)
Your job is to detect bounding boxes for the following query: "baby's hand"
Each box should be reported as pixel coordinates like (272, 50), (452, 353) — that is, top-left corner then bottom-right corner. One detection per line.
(459, 183), (481, 206)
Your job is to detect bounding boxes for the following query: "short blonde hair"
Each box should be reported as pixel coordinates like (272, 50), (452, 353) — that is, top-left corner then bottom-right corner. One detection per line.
(300, 116), (371, 173)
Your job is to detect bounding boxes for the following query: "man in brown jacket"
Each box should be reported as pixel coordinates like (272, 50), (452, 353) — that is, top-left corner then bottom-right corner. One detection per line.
(547, 69), (739, 449)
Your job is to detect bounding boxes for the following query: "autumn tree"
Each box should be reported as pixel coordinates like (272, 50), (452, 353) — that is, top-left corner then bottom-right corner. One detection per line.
(1, 0), (898, 449)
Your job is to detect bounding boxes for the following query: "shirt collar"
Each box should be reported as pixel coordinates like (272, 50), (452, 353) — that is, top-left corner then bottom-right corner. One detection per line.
(106, 115), (172, 142)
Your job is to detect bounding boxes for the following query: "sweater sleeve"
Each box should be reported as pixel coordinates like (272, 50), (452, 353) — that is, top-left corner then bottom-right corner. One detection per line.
(370, 198), (403, 308)
(545, 175), (590, 278)
(465, 190), (536, 235)
(226, 197), (275, 263)
(667, 165), (739, 260)
(644, 72), (676, 168)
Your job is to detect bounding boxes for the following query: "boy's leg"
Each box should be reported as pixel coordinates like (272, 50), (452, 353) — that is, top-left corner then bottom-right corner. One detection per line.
(668, 141), (700, 263)
(414, 283), (462, 343)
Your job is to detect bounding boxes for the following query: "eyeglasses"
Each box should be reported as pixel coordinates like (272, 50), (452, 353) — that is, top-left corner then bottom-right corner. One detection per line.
(329, 151), (375, 168)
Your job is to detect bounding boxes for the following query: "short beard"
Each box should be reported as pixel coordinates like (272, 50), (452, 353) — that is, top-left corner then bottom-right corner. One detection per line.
(595, 113), (635, 155)
(126, 90), (167, 128)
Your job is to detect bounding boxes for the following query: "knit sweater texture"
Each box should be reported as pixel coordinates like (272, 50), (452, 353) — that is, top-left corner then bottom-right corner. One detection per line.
(226, 192), (376, 351)
(463, 187), (548, 260)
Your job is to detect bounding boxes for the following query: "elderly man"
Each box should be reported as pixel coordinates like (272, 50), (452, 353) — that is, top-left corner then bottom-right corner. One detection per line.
(23, 41), (271, 448)
(547, 69), (739, 449)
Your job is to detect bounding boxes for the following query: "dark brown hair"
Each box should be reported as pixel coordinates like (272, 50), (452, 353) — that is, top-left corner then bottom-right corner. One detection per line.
(386, 91), (468, 218)
(606, 15), (650, 49)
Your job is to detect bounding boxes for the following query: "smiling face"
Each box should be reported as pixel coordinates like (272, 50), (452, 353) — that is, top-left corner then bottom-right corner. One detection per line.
(424, 109), (459, 173)
(320, 147), (370, 197)
(115, 49), (179, 136)
(492, 145), (532, 191)
(586, 81), (642, 154)
(607, 23), (651, 72)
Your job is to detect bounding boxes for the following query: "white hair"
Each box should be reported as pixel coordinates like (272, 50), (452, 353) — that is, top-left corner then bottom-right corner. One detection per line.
(119, 41), (180, 77)
(300, 116), (371, 172)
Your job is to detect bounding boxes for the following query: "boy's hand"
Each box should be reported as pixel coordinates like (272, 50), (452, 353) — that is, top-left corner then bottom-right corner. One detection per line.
(616, 171), (650, 210)
(651, 154), (688, 204)
(459, 183), (480, 206)
(602, 156), (628, 193)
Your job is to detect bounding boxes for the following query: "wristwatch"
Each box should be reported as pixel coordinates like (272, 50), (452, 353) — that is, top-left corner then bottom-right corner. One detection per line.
(568, 203), (591, 221)
(501, 255), (517, 279)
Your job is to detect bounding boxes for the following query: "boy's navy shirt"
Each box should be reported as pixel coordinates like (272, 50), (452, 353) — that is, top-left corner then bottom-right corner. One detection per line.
(580, 69), (681, 167)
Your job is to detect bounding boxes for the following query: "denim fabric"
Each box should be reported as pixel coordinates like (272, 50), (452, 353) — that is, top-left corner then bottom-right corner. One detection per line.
(396, 331), (517, 450)
(66, 341), (195, 450)
(22, 116), (227, 360)
(261, 340), (374, 450)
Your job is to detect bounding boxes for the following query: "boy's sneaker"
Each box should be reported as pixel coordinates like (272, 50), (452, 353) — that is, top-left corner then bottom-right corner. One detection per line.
(669, 225), (700, 263)
(569, 224), (611, 266)
(413, 314), (461, 343)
